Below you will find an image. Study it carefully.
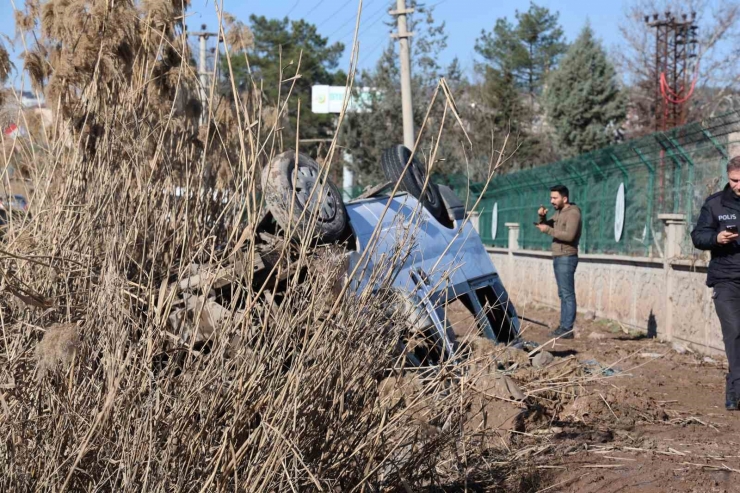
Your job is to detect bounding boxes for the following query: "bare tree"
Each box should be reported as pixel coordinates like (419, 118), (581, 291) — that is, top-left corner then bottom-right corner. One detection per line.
(615, 0), (740, 135)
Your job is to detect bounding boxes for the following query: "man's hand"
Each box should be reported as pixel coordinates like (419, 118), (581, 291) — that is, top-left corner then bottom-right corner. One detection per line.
(537, 205), (548, 216)
(536, 224), (549, 233)
(717, 231), (740, 245)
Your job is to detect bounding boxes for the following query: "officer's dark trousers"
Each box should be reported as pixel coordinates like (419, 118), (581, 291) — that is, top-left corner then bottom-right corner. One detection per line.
(714, 281), (740, 396)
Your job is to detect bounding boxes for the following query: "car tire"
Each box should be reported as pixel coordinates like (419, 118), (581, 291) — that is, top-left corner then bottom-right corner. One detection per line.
(261, 150), (348, 243)
(380, 145), (450, 226)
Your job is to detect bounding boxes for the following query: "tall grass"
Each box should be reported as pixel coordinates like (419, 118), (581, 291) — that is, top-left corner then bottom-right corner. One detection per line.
(0, 1), (542, 491)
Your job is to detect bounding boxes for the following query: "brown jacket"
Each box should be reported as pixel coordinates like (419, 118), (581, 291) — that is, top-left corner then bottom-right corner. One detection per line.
(539, 204), (582, 257)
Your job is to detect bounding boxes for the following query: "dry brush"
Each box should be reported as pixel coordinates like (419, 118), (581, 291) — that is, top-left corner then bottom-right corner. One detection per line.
(0, 1), (544, 492)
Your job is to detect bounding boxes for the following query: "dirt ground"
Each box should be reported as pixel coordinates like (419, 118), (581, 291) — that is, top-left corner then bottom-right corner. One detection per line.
(508, 305), (740, 493)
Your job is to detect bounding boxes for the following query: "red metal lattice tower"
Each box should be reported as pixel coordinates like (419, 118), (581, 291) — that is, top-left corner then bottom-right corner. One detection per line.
(645, 12), (699, 131)
(645, 12), (699, 212)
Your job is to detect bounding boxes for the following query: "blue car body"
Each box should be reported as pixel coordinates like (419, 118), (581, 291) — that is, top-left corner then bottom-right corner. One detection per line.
(344, 192), (520, 357)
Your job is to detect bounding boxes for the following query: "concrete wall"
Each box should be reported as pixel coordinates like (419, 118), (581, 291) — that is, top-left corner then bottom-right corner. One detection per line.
(485, 218), (725, 357)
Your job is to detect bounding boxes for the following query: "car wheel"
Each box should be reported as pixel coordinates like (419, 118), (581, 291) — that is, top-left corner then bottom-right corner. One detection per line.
(380, 145), (450, 226)
(262, 150), (348, 243)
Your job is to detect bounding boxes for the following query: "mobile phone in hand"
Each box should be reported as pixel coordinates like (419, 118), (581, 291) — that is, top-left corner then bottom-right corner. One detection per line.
(727, 225), (738, 234)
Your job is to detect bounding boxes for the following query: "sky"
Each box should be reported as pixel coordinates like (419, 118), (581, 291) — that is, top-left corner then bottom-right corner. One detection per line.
(0, 0), (629, 89)
(179, 0), (625, 73)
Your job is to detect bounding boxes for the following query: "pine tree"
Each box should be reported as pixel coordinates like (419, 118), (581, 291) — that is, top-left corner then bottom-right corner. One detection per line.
(480, 68), (523, 132)
(543, 25), (626, 156)
(220, 16), (346, 145)
(474, 19), (525, 75)
(516, 3), (568, 103)
(474, 3), (567, 102)
(470, 2), (567, 173)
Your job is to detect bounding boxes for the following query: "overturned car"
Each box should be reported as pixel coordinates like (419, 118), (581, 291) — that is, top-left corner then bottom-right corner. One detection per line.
(170, 145), (521, 366)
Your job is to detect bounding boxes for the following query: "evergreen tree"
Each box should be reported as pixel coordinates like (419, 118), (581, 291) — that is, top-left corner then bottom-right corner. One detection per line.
(474, 18), (525, 75)
(342, 45), (401, 185)
(221, 16), (346, 145)
(475, 3), (567, 102)
(470, 2), (567, 173)
(516, 3), (568, 102)
(544, 25), (626, 156)
(479, 68), (524, 133)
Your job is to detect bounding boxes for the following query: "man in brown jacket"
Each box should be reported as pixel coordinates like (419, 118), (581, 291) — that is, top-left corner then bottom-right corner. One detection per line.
(536, 185), (582, 339)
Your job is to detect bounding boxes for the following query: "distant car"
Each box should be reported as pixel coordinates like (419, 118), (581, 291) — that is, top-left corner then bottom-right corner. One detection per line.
(1, 194), (29, 212)
(20, 91), (45, 109)
(0, 194), (30, 226)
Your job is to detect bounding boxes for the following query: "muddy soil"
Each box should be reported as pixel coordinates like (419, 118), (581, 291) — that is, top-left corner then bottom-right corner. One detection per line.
(510, 305), (740, 493)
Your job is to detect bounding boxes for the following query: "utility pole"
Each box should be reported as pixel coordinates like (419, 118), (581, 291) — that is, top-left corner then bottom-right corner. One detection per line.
(391, 0), (415, 149)
(189, 24), (221, 126)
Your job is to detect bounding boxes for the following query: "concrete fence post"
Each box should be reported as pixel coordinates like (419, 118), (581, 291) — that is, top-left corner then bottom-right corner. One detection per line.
(506, 223), (520, 252)
(658, 213), (687, 342)
(504, 223), (520, 284)
(469, 211), (480, 234)
(659, 213), (688, 260)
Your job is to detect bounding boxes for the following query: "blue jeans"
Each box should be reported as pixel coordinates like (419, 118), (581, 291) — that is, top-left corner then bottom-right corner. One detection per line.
(553, 255), (578, 330)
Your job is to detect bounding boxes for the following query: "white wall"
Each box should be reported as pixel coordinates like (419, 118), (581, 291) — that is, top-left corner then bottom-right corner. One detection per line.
(489, 247), (724, 357)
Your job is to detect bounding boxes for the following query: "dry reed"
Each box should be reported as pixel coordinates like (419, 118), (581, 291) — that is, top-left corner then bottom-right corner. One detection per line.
(0, 1), (578, 491)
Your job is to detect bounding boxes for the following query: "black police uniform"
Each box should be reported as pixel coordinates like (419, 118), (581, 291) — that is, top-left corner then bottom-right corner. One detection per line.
(691, 184), (740, 408)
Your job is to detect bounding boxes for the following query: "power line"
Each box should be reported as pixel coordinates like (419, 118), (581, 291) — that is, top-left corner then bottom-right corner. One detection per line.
(358, 36), (389, 67)
(273, 0), (393, 83)
(288, 32), (386, 84)
(359, 2), (392, 33)
(326, 9), (366, 39)
(286, 0), (301, 17)
(336, 0), (390, 42)
(262, 0), (370, 78)
(354, 0), (447, 72)
(300, 0), (328, 18)
(327, 0), (384, 39)
(316, 0), (356, 28)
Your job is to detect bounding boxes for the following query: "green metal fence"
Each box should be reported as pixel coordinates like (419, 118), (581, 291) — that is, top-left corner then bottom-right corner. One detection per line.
(475, 111), (740, 257)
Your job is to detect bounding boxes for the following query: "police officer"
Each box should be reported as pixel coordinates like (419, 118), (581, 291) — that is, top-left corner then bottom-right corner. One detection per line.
(691, 156), (740, 410)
